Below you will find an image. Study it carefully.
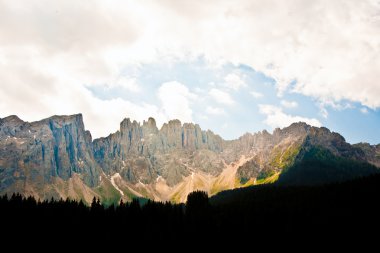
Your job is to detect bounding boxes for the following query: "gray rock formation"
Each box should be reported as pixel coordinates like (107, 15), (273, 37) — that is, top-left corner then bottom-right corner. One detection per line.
(0, 114), (99, 199)
(0, 114), (378, 203)
(93, 118), (224, 186)
(352, 143), (380, 167)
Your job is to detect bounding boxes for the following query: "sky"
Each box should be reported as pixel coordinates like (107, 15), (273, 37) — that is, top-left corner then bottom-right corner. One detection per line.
(0, 0), (379, 144)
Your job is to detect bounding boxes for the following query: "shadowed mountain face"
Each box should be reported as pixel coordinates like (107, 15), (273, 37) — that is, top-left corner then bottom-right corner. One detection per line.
(0, 114), (100, 203)
(0, 114), (379, 204)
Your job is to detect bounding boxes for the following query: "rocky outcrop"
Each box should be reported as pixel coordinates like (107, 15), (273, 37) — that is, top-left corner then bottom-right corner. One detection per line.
(0, 114), (99, 199)
(0, 115), (378, 203)
(93, 118), (224, 186)
(235, 122), (374, 184)
(353, 143), (380, 167)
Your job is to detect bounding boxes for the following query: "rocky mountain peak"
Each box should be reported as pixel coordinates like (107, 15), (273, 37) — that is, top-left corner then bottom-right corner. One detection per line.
(143, 117), (157, 128)
(120, 117), (132, 127)
(288, 121), (310, 129)
(0, 114), (100, 200)
(260, 129), (271, 136)
(275, 122), (310, 137)
(1, 115), (24, 124)
(0, 115), (26, 137)
(1, 114), (379, 204)
(165, 119), (182, 129)
(142, 117), (158, 135)
(120, 118), (140, 132)
(44, 114), (85, 131)
(45, 113), (83, 123)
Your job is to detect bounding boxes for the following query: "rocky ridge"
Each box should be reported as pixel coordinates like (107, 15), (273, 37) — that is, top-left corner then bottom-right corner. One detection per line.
(0, 114), (378, 203)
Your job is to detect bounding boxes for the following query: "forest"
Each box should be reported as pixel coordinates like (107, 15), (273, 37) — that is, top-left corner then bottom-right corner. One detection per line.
(1, 173), (380, 247)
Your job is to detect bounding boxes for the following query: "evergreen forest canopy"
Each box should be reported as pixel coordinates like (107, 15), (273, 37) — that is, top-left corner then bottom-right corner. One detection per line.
(1, 173), (380, 246)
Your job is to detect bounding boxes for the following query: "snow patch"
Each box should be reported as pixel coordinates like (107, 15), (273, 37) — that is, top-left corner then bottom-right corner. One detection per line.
(110, 173), (124, 196)
(140, 138), (145, 142)
(156, 176), (162, 182)
(28, 130), (31, 134)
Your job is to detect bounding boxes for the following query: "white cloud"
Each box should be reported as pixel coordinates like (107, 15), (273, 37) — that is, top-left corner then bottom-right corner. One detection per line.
(209, 88), (235, 105)
(1, 0), (379, 138)
(250, 91), (264, 98)
(281, 100), (298, 109)
(222, 123), (229, 129)
(319, 105), (329, 119)
(114, 77), (141, 92)
(317, 100), (354, 119)
(152, 0), (380, 109)
(0, 68), (164, 138)
(206, 106), (226, 115)
(90, 76), (141, 92)
(360, 108), (369, 114)
(194, 87), (205, 93)
(198, 115), (209, 120)
(259, 104), (321, 129)
(321, 100), (354, 111)
(157, 81), (196, 123)
(224, 73), (247, 91)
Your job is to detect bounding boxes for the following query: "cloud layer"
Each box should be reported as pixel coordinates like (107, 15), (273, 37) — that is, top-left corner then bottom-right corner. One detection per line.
(259, 104), (321, 129)
(209, 88), (235, 105)
(0, 0), (379, 139)
(157, 81), (196, 123)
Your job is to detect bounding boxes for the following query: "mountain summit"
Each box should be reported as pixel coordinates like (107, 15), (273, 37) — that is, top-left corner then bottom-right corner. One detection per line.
(0, 114), (379, 204)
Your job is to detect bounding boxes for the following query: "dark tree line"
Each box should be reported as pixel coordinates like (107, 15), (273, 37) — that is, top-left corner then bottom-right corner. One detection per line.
(1, 175), (380, 247)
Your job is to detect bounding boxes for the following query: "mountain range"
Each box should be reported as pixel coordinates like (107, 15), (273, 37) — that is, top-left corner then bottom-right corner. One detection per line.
(0, 114), (379, 204)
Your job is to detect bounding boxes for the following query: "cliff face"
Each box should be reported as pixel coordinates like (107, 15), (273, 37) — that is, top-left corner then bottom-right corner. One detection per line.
(0, 114), (378, 204)
(93, 118), (224, 186)
(352, 143), (380, 167)
(0, 114), (99, 199)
